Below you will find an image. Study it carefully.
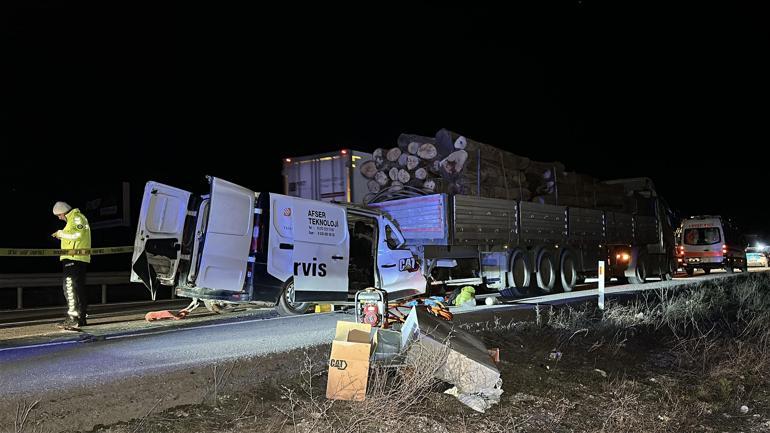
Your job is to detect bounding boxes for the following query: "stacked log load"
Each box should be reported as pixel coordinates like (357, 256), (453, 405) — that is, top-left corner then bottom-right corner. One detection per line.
(360, 128), (626, 210)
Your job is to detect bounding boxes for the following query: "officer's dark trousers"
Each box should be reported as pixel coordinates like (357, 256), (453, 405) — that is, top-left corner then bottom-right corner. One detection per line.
(62, 259), (88, 323)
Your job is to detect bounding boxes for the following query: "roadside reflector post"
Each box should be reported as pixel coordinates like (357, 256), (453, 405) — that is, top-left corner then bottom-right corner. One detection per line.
(17, 287), (23, 310)
(101, 284), (108, 304)
(598, 261), (605, 311)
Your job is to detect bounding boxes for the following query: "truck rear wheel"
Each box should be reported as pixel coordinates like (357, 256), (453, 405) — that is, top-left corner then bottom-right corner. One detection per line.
(276, 278), (312, 316)
(628, 256), (647, 285)
(685, 267), (694, 277)
(661, 259), (674, 281)
(703, 268), (711, 275)
(558, 251), (577, 292)
(508, 250), (531, 293)
(535, 251), (557, 293)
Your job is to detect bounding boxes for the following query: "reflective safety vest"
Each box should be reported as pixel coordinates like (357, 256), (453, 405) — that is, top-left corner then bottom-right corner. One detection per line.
(58, 208), (91, 263)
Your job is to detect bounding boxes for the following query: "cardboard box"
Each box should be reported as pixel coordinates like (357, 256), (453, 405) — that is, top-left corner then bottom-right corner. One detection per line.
(326, 322), (374, 401)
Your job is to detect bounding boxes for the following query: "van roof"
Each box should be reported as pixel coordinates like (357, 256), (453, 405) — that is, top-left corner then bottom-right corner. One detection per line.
(682, 217), (722, 227)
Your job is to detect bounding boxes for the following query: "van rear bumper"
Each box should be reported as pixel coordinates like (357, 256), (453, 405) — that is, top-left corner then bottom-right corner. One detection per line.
(683, 256), (724, 269)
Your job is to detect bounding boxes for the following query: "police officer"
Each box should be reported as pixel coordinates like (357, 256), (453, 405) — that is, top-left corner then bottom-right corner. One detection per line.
(52, 201), (91, 329)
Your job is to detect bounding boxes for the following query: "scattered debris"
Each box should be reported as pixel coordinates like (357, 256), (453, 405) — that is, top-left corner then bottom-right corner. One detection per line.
(740, 405), (749, 414)
(444, 383), (504, 413)
(402, 307), (503, 412)
(487, 348), (500, 364)
(594, 369), (607, 378)
(548, 350), (562, 361)
(453, 286), (476, 307)
(145, 309), (189, 321)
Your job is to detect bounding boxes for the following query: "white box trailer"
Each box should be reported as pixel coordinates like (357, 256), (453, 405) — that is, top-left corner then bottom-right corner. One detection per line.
(282, 149), (372, 204)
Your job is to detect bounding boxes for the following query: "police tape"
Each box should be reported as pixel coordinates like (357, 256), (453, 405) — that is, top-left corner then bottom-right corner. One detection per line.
(0, 246), (135, 257)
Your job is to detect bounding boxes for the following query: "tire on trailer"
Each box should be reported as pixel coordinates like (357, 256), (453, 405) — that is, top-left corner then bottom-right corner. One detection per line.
(558, 250), (578, 292)
(661, 258), (674, 281)
(535, 250), (557, 294)
(506, 249), (532, 296)
(628, 254), (647, 285)
(703, 268), (712, 275)
(685, 267), (695, 277)
(276, 278), (312, 316)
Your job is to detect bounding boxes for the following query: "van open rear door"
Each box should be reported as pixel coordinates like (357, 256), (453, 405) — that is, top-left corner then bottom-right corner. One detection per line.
(131, 182), (192, 300)
(193, 177), (255, 292)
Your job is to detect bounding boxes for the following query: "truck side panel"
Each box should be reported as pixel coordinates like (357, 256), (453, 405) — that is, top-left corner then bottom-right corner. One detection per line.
(606, 212), (634, 245)
(519, 201), (568, 245)
(634, 215), (659, 245)
(368, 194), (448, 245)
(568, 207), (605, 271)
(452, 195), (517, 246)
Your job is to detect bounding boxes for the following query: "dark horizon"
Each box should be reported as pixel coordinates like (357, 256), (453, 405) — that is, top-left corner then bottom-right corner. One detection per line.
(3, 1), (769, 251)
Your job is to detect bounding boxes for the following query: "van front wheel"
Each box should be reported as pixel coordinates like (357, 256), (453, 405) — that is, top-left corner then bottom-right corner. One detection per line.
(276, 278), (312, 316)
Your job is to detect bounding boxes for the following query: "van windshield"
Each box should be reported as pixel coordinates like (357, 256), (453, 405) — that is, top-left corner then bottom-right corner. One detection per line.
(684, 228), (721, 246)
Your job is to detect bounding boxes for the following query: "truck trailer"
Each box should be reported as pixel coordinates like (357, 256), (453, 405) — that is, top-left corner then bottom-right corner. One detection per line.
(284, 143), (678, 296)
(366, 178), (677, 296)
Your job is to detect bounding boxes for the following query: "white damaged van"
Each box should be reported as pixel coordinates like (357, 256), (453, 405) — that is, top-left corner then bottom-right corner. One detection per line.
(130, 177), (426, 315)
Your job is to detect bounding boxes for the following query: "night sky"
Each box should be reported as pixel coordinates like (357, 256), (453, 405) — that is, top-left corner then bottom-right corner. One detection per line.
(2, 1), (769, 271)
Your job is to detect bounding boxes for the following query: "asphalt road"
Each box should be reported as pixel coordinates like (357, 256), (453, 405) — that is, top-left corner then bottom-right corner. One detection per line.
(0, 268), (764, 397)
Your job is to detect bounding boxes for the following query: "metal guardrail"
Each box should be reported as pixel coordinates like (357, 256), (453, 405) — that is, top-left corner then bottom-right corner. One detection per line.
(0, 272), (169, 310)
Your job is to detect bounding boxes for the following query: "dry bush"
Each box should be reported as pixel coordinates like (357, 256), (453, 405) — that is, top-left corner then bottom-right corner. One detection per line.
(273, 341), (451, 433)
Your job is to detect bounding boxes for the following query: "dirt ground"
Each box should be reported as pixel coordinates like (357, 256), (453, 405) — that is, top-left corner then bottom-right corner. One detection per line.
(4, 275), (770, 433)
(4, 323), (768, 433)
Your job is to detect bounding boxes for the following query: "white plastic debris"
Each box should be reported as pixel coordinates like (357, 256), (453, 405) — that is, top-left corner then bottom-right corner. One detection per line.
(548, 350), (563, 361)
(444, 382), (504, 413)
(594, 369), (607, 378)
(635, 312), (644, 320)
(740, 405), (749, 414)
(403, 308), (503, 413)
(458, 299), (476, 309)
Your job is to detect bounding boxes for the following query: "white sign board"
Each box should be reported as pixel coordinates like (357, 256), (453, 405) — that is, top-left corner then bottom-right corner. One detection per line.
(290, 200), (349, 300)
(598, 260), (605, 310)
